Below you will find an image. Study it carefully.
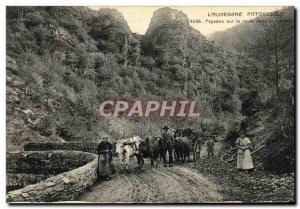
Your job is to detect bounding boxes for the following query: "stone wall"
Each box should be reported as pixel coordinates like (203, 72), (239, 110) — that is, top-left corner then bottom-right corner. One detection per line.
(24, 142), (99, 154)
(7, 151), (95, 174)
(7, 173), (55, 192)
(6, 150), (98, 202)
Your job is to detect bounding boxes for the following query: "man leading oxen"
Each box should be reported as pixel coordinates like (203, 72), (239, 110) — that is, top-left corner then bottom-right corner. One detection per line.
(161, 126), (174, 167)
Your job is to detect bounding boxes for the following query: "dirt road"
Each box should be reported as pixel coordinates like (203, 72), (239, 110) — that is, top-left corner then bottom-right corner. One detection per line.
(79, 159), (222, 203)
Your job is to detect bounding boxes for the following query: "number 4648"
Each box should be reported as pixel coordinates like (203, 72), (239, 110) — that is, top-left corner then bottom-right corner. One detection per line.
(190, 19), (202, 23)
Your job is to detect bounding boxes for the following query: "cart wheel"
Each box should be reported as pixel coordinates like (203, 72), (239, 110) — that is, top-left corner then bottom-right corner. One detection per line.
(193, 141), (201, 163)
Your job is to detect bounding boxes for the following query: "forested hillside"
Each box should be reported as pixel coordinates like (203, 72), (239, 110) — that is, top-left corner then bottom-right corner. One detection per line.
(6, 6), (295, 174)
(210, 7), (295, 174)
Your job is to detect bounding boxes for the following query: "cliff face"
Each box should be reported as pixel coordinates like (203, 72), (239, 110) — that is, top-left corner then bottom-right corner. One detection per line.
(89, 8), (134, 54)
(143, 7), (240, 116)
(143, 7), (193, 66)
(150, 7), (189, 27)
(142, 7), (235, 75)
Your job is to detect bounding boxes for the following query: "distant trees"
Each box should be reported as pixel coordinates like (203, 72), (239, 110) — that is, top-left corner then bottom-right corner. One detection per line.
(248, 9), (294, 97)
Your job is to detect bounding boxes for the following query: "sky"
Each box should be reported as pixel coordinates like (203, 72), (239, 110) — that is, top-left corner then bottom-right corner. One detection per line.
(90, 6), (283, 37)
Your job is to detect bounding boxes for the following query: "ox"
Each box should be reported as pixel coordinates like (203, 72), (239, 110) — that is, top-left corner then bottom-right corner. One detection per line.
(137, 136), (162, 168)
(115, 136), (144, 172)
(174, 136), (192, 163)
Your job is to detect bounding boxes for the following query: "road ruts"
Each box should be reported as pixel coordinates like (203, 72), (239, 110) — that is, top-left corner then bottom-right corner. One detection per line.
(78, 161), (223, 203)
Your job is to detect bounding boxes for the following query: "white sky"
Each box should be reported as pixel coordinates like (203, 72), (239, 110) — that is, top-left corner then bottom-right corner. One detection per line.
(90, 6), (283, 36)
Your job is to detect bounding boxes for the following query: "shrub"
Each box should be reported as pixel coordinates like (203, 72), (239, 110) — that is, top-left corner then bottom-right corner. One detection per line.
(24, 12), (44, 28)
(34, 115), (55, 137)
(262, 127), (295, 174)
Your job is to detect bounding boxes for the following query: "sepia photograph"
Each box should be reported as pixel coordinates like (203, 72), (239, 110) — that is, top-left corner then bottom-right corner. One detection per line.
(5, 5), (295, 204)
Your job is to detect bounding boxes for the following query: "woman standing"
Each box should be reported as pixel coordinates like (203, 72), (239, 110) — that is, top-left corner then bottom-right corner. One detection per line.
(236, 134), (254, 172)
(97, 136), (114, 180)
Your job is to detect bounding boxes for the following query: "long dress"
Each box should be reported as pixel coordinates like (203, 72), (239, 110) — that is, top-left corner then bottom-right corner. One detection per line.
(97, 141), (114, 178)
(236, 137), (254, 170)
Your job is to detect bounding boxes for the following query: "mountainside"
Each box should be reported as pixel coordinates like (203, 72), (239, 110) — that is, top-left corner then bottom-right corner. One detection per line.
(6, 6), (241, 145)
(6, 6), (295, 174)
(209, 23), (260, 53)
(209, 7), (294, 54)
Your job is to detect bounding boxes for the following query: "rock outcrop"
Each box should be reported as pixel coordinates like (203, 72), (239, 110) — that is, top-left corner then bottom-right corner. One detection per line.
(89, 8), (133, 55)
(142, 7), (240, 114)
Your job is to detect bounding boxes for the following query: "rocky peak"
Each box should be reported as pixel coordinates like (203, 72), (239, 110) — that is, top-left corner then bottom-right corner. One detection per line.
(95, 8), (130, 31)
(149, 7), (189, 28)
(142, 8), (195, 66)
(89, 8), (134, 55)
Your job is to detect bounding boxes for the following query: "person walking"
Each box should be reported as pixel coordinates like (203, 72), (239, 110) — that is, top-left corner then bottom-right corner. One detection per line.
(161, 126), (174, 167)
(236, 134), (254, 172)
(206, 138), (215, 158)
(97, 136), (114, 180)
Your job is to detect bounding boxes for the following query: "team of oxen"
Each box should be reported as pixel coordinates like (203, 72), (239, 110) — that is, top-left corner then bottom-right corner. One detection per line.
(115, 127), (192, 172)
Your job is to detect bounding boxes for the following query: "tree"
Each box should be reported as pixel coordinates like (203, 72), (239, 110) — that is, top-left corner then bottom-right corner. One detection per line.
(248, 8), (294, 97)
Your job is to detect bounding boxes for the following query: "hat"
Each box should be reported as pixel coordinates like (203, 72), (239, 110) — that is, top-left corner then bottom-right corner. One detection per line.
(162, 126), (169, 130)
